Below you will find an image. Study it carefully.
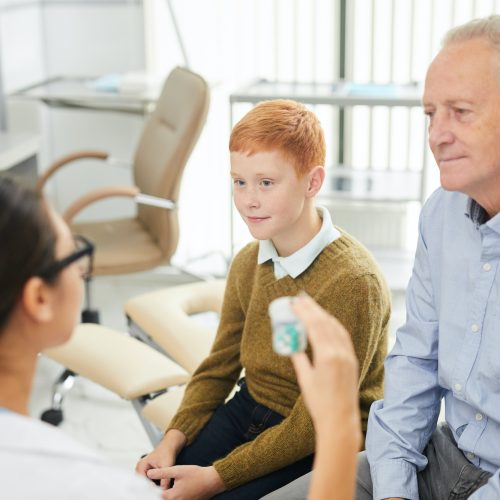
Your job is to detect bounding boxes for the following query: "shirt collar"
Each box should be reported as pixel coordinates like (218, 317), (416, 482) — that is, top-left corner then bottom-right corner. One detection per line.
(465, 198), (489, 227)
(257, 206), (340, 279)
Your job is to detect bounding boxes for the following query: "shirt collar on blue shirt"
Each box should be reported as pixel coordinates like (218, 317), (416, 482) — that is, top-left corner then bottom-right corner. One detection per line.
(257, 206), (340, 279)
(465, 198), (489, 227)
(464, 198), (500, 236)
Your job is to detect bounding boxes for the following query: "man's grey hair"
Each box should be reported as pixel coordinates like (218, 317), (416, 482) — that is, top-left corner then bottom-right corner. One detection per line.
(443, 14), (500, 50)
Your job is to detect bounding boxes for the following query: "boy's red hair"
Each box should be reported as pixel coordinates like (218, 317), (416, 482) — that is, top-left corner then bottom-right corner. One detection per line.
(229, 99), (326, 176)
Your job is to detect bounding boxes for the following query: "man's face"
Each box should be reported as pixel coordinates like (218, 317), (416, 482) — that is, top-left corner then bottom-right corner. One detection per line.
(423, 38), (500, 212)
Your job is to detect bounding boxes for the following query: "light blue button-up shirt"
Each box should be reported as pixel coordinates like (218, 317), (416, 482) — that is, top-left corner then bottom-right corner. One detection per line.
(257, 206), (340, 279)
(367, 188), (500, 500)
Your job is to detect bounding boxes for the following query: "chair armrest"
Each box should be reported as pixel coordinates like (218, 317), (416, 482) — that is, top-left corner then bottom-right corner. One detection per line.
(63, 185), (140, 222)
(43, 323), (190, 400)
(106, 156), (132, 169)
(63, 187), (177, 222)
(37, 150), (109, 191)
(135, 193), (176, 210)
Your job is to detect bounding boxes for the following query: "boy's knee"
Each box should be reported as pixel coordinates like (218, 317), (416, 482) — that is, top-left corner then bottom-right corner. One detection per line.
(356, 451), (373, 500)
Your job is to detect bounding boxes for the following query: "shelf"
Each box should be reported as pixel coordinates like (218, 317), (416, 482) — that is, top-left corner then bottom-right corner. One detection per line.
(318, 167), (421, 203)
(230, 79), (423, 107)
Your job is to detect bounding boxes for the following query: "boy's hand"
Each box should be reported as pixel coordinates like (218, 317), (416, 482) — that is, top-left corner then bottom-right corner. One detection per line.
(290, 294), (360, 434)
(146, 465), (225, 499)
(136, 429), (187, 489)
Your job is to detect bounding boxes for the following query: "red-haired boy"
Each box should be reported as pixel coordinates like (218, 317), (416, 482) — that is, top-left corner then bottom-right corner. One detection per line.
(137, 99), (390, 500)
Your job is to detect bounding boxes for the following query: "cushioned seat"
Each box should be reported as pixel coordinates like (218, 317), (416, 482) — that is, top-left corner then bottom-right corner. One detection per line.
(125, 279), (226, 373)
(44, 323), (189, 400)
(71, 218), (164, 275)
(43, 280), (225, 445)
(142, 387), (187, 432)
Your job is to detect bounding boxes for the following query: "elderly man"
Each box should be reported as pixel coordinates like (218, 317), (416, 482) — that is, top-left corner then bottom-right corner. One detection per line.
(264, 14), (500, 500)
(360, 14), (500, 500)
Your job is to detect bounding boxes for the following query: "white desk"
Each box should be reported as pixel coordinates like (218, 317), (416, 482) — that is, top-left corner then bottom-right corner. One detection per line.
(13, 76), (160, 115)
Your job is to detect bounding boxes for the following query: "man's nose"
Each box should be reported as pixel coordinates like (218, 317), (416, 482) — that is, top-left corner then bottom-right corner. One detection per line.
(428, 113), (454, 149)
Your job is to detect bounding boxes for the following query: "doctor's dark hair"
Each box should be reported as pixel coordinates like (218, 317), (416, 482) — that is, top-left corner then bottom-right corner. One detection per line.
(0, 177), (57, 332)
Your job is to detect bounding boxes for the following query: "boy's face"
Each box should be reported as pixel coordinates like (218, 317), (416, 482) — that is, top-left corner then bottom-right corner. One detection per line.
(230, 150), (319, 254)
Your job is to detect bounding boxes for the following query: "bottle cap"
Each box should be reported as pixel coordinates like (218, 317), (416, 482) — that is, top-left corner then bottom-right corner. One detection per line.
(268, 296), (296, 323)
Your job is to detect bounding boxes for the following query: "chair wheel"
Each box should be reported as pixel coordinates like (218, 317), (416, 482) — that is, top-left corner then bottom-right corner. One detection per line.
(81, 309), (100, 324)
(40, 408), (64, 426)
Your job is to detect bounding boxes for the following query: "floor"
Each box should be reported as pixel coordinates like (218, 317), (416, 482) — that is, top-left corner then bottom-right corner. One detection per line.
(29, 267), (407, 475)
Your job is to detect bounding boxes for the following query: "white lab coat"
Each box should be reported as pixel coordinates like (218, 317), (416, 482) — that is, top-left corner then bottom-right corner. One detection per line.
(0, 411), (161, 500)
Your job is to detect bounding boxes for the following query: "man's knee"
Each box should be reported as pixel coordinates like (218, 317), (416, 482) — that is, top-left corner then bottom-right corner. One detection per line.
(356, 451), (373, 500)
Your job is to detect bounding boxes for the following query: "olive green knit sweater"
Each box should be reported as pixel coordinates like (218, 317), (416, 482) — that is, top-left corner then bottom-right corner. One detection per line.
(168, 230), (390, 490)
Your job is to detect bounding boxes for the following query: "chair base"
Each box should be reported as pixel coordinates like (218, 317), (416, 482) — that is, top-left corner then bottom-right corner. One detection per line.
(40, 408), (64, 426)
(81, 308), (100, 324)
(40, 307), (100, 426)
(40, 368), (76, 426)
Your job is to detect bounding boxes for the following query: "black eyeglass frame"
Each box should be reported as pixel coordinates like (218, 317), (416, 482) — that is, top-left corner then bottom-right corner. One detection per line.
(38, 235), (95, 281)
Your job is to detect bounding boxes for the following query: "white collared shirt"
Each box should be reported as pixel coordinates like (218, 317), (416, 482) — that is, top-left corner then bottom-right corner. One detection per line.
(257, 206), (340, 279)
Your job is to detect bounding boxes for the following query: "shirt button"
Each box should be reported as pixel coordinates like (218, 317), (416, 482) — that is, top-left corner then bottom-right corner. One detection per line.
(483, 262), (492, 271)
(476, 413), (483, 421)
(454, 383), (462, 392)
(466, 452), (476, 460)
(471, 324), (479, 333)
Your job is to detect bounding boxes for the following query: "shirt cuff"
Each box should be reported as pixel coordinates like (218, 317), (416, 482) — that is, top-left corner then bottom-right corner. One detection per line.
(371, 459), (419, 500)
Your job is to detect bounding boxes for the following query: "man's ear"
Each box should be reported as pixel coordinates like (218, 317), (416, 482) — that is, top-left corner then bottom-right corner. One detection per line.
(306, 166), (325, 197)
(21, 277), (55, 324)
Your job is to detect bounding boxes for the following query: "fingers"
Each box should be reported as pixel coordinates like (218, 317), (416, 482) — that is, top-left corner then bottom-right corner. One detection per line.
(291, 352), (312, 383)
(135, 457), (152, 476)
(147, 466), (180, 481)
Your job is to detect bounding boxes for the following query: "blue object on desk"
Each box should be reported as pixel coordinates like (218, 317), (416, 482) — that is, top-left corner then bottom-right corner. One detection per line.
(348, 83), (400, 96)
(88, 73), (124, 93)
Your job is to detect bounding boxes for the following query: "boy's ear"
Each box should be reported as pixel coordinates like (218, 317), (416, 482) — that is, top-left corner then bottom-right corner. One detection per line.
(21, 277), (55, 324)
(306, 166), (325, 197)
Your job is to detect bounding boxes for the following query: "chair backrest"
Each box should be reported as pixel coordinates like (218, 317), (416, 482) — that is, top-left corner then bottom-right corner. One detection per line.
(133, 67), (210, 261)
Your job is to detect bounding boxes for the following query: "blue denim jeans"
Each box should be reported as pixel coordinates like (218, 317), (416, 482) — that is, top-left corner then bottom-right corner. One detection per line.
(175, 379), (314, 500)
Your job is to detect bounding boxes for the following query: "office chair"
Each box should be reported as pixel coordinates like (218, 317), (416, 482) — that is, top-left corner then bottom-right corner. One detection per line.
(38, 66), (210, 425)
(43, 280), (226, 445)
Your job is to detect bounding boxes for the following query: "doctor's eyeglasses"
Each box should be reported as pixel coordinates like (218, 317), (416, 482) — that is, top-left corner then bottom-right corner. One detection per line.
(39, 235), (94, 281)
